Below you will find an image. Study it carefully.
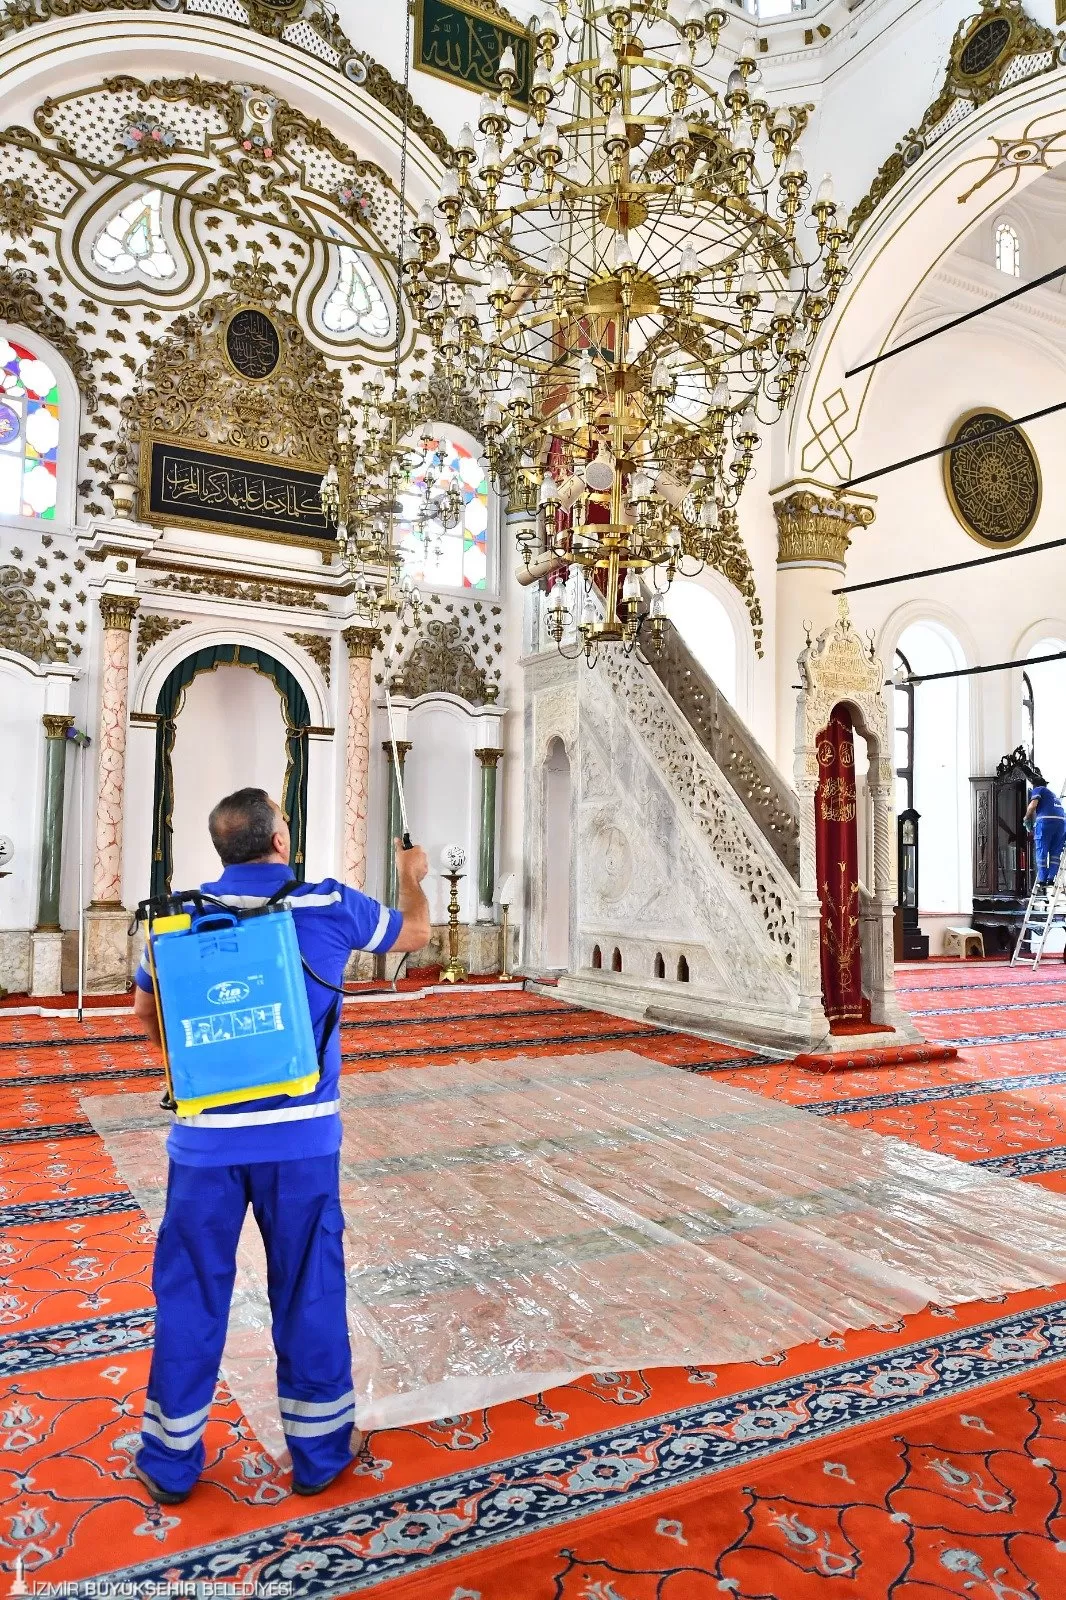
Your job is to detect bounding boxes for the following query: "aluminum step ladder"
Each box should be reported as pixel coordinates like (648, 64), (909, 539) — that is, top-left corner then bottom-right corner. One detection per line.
(1012, 788), (1066, 969)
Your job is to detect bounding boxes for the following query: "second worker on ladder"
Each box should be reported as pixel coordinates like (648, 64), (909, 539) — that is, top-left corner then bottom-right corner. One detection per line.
(1025, 774), (1066, 892)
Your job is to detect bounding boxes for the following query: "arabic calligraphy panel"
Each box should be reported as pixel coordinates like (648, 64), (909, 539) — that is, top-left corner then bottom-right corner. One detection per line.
(146, 438), (335, 545)
(224, 308), (282, 382)
(416, 0), (532, 106)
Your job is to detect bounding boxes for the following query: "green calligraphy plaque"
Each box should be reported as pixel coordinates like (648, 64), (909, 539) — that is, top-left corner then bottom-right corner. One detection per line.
(415, 0), (532, 106)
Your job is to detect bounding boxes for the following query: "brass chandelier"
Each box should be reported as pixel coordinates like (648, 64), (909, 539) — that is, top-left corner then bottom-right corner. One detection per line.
(405, 1), (847, 657)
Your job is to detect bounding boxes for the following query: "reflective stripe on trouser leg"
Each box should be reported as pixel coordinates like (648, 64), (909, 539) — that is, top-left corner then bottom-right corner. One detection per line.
(249, 1153), (356, 1486)
(137, 1161), (247, 1494)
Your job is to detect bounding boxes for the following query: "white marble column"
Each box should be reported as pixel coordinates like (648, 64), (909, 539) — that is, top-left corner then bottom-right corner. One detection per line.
(85, 594), (138, 991)
(342, 625), (379, 888)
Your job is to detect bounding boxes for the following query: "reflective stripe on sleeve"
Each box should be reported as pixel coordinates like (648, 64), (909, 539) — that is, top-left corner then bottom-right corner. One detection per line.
(175, 1099), (341, 1129)
(360, 904), (392, 953)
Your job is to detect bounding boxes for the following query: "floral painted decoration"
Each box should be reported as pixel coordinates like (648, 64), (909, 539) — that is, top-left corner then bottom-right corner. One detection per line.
(337, 183), (373, 220)
(122, 116), (178, 157)
(241, 131), (275, 161)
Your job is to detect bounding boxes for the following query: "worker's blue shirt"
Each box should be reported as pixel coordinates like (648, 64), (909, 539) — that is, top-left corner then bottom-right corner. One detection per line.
(133, 864), (401, 1166)
(1031, 785), (1065, 822)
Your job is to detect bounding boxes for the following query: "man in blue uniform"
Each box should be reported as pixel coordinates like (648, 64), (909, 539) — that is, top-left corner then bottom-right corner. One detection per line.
(1025, 776), (1066, 891)
(130, 787), (430, 1504)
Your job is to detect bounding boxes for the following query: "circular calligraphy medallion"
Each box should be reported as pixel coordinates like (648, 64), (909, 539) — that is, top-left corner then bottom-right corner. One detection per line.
(943, 409), (1041, 549)
(958, 16), (1012, 78)
(224, 308), (281, 381)
(0, 401), (20, 446)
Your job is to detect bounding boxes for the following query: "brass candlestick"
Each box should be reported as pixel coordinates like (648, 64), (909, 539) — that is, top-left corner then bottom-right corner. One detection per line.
(497, 900), (513, 982)
(439, 870), (467, 984)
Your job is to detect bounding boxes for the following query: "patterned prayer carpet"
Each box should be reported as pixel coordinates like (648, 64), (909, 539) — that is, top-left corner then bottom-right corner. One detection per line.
(5, 966), (1066, 1596)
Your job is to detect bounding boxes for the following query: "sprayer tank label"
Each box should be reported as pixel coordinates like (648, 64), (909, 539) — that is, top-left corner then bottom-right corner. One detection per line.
(181, 1003), (285, 1048)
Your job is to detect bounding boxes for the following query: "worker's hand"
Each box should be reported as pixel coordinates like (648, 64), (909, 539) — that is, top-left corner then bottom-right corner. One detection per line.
(395, 838), (429, 883)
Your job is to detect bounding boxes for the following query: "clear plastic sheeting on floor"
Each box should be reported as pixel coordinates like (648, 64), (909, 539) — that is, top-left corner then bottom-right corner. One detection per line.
(84, 1050), (1066, 1450)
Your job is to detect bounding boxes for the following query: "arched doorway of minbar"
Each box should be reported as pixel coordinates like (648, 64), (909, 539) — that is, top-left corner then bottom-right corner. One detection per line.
(795, 600), (919, 1043)
(149, 644), (309, 897)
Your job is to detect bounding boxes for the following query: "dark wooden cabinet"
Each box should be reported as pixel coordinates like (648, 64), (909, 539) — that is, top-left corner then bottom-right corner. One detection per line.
(971, 747), (1033, 954)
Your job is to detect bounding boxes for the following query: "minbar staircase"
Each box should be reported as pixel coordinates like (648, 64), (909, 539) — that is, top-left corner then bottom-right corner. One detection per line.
(524, 615), (915, 1053)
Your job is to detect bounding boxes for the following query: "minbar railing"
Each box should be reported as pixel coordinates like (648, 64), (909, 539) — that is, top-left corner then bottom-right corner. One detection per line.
(645, 620), (800, 878)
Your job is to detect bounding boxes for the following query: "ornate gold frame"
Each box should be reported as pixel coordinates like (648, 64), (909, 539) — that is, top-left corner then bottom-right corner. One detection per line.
(139, 430), (337, 556)
(942, 405), (1043, 549)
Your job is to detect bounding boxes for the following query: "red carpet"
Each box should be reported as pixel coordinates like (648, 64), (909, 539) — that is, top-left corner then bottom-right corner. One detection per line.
(3, 963), (1066, 1595)
(796, 1041), (961, 1072)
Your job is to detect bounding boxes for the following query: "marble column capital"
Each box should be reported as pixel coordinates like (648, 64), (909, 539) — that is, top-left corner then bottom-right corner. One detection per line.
(42, 713), (74, 740)
(474, 747), (503, 767)
(99, 595), (140, 633)
(382, 739), (413, 763)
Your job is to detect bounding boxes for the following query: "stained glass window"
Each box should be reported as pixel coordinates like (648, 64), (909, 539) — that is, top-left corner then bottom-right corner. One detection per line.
(995, 222), (1020, 277)
(321, 242), (391, 338)
(398, 434), (490, 590)
(90, 189), (177, 280)
(0, 339), (60, 520)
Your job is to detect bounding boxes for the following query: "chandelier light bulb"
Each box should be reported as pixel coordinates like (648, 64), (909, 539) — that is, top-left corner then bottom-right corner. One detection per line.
(816, 172), (835, 205)
(612, 232), (635, 269)
(622, 566), (642, 601)
(439, 171), (459, 202)
(605, 107), (627, 148)
(540, 472), (560, 503)
(598, 44), (619, 76)
(578, 354), (598, 390)
(498, 45), (517, 77)
(678, 245), (699, 278)
(416, 200), (436, 229)
(700, 498), (719, 530)
(489, 261), (510, 293)
(785, 145), (807, 176)
(456, 122), (476, 155)
(547, 243), (567, 276)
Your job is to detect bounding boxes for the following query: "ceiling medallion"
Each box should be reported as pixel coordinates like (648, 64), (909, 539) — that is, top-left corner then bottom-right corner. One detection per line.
(943, 408), (1041, 548)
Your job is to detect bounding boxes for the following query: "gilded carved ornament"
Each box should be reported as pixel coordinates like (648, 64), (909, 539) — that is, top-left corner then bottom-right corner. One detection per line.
(0, 266), (96, 408)
(773, 490), (876, 570)
(134, 246), (344, 485)
(3, 4), (452, 164)
(0, 563), (71, 664)
(42, 713), (74, 738)
(798, 598), (891, 783)
(135, 613), (188, 662)
(287, 630), (332, 684)
(849, 0), (1062, 235)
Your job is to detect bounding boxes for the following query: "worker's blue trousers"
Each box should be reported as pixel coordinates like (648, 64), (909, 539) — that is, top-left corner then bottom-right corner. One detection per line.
(1034, 816), (1066, 885)
(137, 1154), (355, 1494)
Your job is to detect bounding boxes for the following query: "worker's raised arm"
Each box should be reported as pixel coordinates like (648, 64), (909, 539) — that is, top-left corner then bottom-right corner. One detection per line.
(390, 838), (432, 953)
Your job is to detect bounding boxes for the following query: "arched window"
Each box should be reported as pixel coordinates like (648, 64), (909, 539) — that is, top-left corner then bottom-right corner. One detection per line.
(90, 189), (177, 281)
(320, 236), (391, 338)
(591, 944), (602, 969)
(398, 431), (490, 590)
(0, 339), (60, 519)
(1025, 641), (1066, 792)
(676, 954), (690, 983)
(653, 951), (665, 978)
(662, 578), (738, 704)
(896, 621), (971, 912)
(611, 947), (622, 972)
(1022, 670), (1035, 765)
(995, 222), (1020, 277)
(894, 647), (914, 814)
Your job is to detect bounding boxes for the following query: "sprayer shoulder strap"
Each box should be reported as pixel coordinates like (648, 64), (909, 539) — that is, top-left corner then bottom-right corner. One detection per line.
(266, 878), (345, 1067)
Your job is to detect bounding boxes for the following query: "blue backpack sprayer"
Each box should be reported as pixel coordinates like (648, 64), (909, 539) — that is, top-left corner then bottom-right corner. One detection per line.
(135, 681), (412, 1114)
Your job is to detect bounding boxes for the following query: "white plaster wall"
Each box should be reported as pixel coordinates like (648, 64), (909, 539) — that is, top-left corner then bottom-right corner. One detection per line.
(169, 665), (287, 890)
(0, 659), (46, 931)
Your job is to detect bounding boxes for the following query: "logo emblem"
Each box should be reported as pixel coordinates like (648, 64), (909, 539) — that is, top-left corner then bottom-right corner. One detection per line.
(207, 980), (250, 1006)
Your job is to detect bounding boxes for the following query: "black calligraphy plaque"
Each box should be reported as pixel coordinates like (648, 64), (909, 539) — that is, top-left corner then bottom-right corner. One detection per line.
(225, 308), (282, 381)
(147, 439), (334, 542)
(416, 0), (532, 106)
(958, 17), (1012, 77)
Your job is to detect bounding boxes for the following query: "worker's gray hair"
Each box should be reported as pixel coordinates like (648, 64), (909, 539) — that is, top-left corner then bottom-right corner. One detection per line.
(208, 788), (280, 865)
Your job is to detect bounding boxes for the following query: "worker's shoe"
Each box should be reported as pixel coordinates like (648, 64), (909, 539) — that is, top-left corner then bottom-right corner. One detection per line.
(132, 1462), (191, 1506)
(292, 1436), (363, 1497)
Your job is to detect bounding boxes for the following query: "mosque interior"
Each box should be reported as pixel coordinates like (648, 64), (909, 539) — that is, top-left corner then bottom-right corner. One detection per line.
(6, 0), (1066, 1593)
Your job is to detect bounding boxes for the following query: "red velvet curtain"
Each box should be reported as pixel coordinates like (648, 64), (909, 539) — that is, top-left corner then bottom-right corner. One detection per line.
(815, 703), (864, 1023)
